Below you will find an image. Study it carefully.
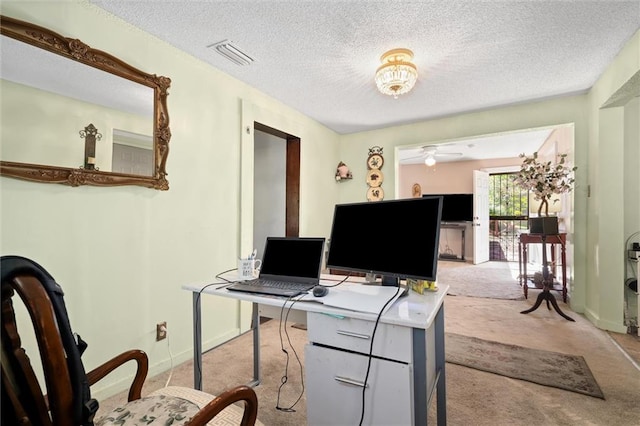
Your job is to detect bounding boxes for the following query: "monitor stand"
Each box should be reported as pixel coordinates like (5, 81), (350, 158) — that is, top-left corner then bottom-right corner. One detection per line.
(381, 276), (399, 286)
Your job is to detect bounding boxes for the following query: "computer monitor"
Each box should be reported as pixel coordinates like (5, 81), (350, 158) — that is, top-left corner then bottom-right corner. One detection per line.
(423, 193), (473, 222)
(326, 196), (443, 285)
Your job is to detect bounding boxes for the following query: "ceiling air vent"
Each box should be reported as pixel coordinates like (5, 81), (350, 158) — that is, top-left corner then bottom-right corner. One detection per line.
(208, 40), (254, 66)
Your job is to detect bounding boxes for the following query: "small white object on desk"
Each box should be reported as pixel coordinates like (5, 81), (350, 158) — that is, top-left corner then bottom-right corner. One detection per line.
(313, 280), (404, 315)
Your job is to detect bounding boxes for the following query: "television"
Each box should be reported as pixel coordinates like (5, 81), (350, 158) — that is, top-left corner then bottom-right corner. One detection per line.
(423, 193), (473, 222)
(326, 196), (443, 285)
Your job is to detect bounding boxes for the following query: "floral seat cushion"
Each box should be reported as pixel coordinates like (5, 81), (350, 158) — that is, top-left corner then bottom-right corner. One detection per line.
(96, 393), (200, 425)
(96, 386), (264, 426)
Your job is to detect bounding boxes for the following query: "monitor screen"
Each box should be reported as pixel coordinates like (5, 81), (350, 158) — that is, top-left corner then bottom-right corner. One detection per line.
(423, 193), (473, 222)
(326, 196), (443, 282)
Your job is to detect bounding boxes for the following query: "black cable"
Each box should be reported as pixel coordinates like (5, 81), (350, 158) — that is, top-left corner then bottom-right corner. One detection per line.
(317, 272), (352, 288)
(358, 286), (401, 426)
(276, 293), (306, 412)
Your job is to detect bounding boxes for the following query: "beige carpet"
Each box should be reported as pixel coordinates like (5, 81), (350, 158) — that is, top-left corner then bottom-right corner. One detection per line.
(438, 260), (525, 300)
(98, 276), (640, 425)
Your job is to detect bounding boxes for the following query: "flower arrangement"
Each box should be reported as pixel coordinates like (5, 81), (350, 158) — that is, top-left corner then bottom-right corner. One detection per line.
(513, 152), (576, 216)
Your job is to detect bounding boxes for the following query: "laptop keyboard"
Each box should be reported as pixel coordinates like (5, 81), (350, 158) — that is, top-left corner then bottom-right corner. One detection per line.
(244, 279), (315, 292)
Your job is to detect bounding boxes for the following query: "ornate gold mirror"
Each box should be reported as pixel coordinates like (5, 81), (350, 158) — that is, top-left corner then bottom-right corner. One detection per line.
(0, 15), (171, 190)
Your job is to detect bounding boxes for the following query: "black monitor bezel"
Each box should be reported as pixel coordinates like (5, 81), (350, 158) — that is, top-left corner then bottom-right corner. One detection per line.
(326, 196), (443, 282)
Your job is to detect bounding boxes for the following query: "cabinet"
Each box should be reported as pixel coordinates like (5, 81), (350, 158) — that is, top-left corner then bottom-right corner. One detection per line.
(184, 278), (447, 426)
(305, 312), (436, 425)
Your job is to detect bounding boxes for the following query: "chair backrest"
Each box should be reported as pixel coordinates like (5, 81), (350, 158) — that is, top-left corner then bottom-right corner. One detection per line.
(1, 256), (96, 426)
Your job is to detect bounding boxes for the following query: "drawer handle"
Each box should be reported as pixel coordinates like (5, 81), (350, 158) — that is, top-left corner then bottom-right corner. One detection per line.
(336, 330), (371, 340)
(334, 376), (369, 388)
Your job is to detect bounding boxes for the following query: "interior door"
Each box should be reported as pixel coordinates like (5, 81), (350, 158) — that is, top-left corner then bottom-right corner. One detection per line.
(473, 170), (490, 264)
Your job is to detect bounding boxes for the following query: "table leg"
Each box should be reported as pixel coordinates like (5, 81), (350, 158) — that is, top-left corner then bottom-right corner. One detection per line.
(520, 288), (575, 321)
(192, 292), (203, 390)
(435, 305), (447, 426)
(413, 328), (427, 425)
(518, 241), (523, 287)
(561, 242), (567, 303)
(520, 238), (574, 321)
(413, 303), (447, 425)
(249, 302), (261, 387)
(550, 243), (557, 278)
(523, 242), (528, 299)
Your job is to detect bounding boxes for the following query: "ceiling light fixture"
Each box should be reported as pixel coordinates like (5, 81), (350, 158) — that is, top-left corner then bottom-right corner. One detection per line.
(375, 48), (417, 99)
(424, 155), (436, 167)
(208, 39), (254, 66)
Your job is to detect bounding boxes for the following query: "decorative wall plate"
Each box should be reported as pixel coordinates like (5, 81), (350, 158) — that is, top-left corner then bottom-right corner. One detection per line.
(367, 153), (384, 170)
(366, 169), (383, 187)
(366, 186), (384, 201)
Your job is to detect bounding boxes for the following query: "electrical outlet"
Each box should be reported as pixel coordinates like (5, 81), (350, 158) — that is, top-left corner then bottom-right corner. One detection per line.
(156, 322), (167, 341)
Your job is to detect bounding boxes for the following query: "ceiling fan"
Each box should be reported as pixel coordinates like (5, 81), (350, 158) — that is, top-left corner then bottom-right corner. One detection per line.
(406, 145), (463, 166)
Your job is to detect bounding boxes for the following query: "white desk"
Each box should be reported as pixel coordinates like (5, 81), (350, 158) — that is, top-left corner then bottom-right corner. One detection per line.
(183, 278), (448, 425)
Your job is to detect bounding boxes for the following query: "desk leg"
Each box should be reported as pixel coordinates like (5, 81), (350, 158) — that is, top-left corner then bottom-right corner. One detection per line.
(435, 304), (447, 426)
(561, 243), (567, 303)
(415, 304), (446, 425)
(523, 243), (528, 299)
(518, 241), (523, 287)
(192, 292), (203, 390)
(249, 302), (261, 387)
(550, 244), (557, 278)
(413, 328), (427, 425)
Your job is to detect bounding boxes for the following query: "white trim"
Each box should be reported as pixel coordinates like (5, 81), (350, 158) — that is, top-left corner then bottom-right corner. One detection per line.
(482, 166), (520, 174)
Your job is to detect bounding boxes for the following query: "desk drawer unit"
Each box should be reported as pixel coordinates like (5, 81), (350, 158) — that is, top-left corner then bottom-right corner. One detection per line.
(305, 343), (412, 426)
(307, 312), (412, 362)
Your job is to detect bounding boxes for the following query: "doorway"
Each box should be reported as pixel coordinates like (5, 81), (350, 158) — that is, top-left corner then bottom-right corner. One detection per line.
(252, 122), (300, 258)
(488, 172), (529, 261)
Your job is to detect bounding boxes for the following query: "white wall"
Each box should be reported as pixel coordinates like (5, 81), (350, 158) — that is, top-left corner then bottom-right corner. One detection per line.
(586, 29), (640, 332)
(0, 0), (340, 400)
(623, 96), (640, 251)
(1, 79), (151, 171)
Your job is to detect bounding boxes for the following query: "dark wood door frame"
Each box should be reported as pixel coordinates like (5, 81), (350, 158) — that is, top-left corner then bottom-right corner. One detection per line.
(254, 122), (300, 237)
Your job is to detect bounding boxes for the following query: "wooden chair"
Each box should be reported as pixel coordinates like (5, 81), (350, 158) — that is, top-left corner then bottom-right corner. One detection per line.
(1, 264), (260, 426)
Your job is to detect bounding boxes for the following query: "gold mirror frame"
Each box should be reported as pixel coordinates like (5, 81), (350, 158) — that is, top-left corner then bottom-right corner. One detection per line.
(0, 15), (172, 190)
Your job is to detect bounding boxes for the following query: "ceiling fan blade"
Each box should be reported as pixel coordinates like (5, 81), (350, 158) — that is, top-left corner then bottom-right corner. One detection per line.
(435, 152), (463, 157)
(404, 154), (427, 161)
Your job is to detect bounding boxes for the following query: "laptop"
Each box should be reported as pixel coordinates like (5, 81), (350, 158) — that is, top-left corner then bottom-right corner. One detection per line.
(226, 237), (325, 297)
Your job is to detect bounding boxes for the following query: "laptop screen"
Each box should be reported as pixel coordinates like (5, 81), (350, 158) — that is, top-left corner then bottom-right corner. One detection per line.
(259, 237), (325, 279)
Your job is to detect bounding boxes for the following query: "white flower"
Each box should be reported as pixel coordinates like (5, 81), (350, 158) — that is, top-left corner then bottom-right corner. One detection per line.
(514, 152), (576, 216)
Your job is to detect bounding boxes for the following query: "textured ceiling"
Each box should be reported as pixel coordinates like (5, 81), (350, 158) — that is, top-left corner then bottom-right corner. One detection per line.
(90, 0), (640, 137)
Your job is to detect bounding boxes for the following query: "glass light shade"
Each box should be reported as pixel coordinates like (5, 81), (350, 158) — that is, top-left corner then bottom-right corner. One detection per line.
(375, 48), (418, 99)
(424, 155), (436, 167)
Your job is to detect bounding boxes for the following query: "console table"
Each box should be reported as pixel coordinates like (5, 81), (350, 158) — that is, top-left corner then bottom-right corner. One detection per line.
(183, 278), (448, 425)
(439, 222), (466, 261)
(518, 233), (567, 302)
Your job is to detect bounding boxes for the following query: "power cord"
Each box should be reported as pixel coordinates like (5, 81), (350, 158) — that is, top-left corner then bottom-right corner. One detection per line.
(358, 286), (401, 426)
(215, 267), (239, 283)
(276, 293), (306, 412)
(162, 323), (174, 387)
(318, 272), (352, 287)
